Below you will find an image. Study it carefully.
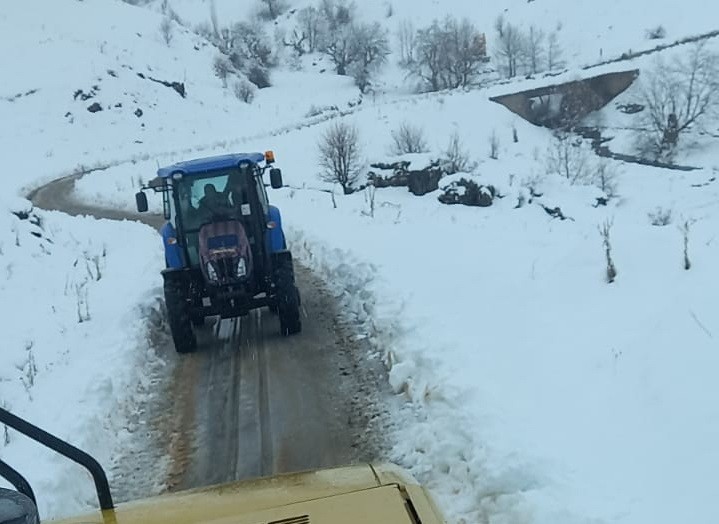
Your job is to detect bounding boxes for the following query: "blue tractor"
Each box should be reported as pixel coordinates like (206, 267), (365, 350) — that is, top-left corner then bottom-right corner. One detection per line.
(135, 151), (301, 353)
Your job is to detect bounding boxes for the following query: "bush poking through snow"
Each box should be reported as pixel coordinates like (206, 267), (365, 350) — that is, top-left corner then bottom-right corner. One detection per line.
(648, 207), (673, 226)
(599, 219), (617, 283)
(440, 130), (476, 175)
(233, 79), (256, 103)
(680, 218), (695, 270)
(213, 55), (233, 88)
(645, 25), (667, 40)
(159, 17), (173, 46)
(593, 158), (619, 198)
(390, 122), (429, 154)
(546, 132), (590, 184)
(317, 122), (362, 195)
(489, 129), (500, 159)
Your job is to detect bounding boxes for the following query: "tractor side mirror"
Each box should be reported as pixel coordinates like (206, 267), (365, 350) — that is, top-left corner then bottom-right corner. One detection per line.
(269, 168), (283, 189)
(135, 191), (148, 213)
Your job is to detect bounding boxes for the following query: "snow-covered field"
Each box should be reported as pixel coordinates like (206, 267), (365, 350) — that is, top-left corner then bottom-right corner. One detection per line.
(2, 0), (719, 522)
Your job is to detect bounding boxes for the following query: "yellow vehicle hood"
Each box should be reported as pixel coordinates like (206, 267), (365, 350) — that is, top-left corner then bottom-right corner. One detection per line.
(50, 465), (434, 524)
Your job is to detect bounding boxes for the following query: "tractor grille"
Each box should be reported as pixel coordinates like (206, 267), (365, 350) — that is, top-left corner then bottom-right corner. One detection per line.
(268, 516), (309, 524)
(212, 256), (239, 283)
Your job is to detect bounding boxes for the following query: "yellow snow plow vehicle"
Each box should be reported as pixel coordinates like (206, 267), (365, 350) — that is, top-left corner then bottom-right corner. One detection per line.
(0, 408), (445, 524)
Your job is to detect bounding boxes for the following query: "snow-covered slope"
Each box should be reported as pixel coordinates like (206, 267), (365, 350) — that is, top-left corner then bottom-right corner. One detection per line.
(3, 0), (719, 523)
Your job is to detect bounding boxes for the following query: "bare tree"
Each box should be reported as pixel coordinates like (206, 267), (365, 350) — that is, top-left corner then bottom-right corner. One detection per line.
(297, 6), (324, 52)
(406, 16), (487, 91)
(320, 0), (355, 33)
(318, 122), (362, 194)
(546, 30), (565, 71)
(227, 21), (275, 69)
(324, 25), (358, 75)
(446, 17), (488, 88)
(546, 132), (590, 184)
(391, 122), (428, 154)
(493, 17), (525, 78)
(209, 0), (220, 39)
(593, 158), (619, 197)
(524, 25), (545, 75)
(349, 22), (390, 92)
(397, 19), (415, 65)
(256, 0), (288, 20)
(638, 42), (719, 159)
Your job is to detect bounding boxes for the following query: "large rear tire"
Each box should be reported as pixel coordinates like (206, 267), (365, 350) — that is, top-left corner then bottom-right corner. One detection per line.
(275, 259), (302, 336)
(164, 276), (197, 353)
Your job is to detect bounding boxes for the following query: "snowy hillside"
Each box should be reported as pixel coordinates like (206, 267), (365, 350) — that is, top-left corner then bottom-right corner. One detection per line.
(2, 0), (719, 523)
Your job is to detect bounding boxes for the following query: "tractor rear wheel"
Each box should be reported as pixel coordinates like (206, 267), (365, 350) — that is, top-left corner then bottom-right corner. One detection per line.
(164, 276), (197, 353)
(275, 259), (302, 336)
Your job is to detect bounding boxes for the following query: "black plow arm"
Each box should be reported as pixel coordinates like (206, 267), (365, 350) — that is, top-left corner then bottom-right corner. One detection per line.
(0, 407), (114, 510)
(0, 459), (36, 506)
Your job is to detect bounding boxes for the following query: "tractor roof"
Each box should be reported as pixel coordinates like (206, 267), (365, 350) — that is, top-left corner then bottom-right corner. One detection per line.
(157, 153), (265, 178)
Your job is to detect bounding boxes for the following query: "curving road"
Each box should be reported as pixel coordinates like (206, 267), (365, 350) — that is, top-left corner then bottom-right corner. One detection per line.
(30, 174), (390, 500)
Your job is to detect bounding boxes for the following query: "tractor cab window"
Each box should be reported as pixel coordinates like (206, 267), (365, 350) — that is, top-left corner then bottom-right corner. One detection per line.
(173, 168), (258, 266)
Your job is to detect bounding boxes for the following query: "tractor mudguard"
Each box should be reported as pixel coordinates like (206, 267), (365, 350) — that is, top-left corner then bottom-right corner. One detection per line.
(161, 267), (191, 283)
(161, 222), (183, 269)
(266, 205), (287, 253)
(270, 249), (293, 267)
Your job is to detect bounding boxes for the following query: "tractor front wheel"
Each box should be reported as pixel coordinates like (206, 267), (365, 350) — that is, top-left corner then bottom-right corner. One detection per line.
(164, 276), (197, 353)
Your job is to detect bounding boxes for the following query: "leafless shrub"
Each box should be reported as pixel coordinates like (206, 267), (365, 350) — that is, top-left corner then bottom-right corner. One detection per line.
(160, 17), (174, 46)
(546, 133), (590, 184)
(637, 42), (719, 160)
(406, 16), (488, 91)
(599, 219), (617, 283)
(247, 64), (271, 88)
(489, 129), (500, 159)
(213, 55), (233, 87)
(441, 130), (476, 174)
(363, 184), (377, 218)
(318, 122), (362, 194)
(645, 25), (667, 40)
(391, 122), (428, 154)
(233, 79), (256, 103)
(648, 206), (673, 226)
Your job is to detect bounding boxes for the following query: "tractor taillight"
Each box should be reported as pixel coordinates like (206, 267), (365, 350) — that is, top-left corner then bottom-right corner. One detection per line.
(267, 221), (277, 229)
